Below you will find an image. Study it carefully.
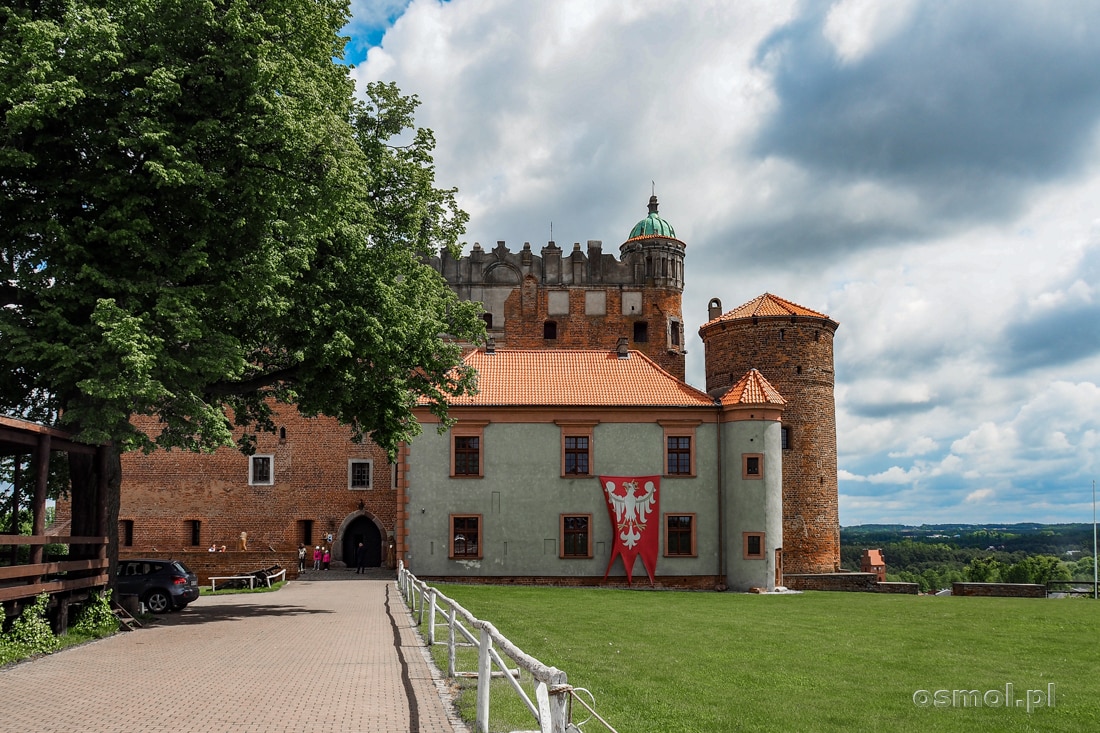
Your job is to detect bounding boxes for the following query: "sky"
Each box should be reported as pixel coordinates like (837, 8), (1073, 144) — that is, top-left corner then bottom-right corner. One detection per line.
(342, 0), (1100, 527)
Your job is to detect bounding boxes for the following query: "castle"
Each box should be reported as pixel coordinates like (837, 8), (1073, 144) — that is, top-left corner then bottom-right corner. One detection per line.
(111, 197), (841, 588)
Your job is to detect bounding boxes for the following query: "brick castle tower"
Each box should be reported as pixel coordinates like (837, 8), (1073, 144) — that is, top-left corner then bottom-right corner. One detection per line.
(430, 195), (686, 380)
(698, 294), (841, 575)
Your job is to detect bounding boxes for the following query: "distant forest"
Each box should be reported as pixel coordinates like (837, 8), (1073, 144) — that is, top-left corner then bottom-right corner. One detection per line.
(840, 523), (1097, 593)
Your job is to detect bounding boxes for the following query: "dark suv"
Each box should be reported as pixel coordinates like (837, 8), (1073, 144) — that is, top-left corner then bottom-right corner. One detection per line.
(117, 559), (199, 613)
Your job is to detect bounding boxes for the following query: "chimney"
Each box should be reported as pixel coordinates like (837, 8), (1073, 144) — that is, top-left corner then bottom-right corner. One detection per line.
(708, 298), (723, 323)
(486, 336), (496, 354)
(616, 337), (629, 359)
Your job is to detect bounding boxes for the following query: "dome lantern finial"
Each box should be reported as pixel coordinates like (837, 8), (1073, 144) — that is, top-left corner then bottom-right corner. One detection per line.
(628, 193), (676, 240)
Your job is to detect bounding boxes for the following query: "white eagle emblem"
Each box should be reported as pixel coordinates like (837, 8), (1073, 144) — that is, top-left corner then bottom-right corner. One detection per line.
(604, 479), (657, 548)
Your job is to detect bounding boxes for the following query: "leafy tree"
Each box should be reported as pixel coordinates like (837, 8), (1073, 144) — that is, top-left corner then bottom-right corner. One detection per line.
(964, 556), (1004, 582)
(1003, 555), (1071, 585)
(1072, 556), (1095, 581)
(1, 1), (482, 560)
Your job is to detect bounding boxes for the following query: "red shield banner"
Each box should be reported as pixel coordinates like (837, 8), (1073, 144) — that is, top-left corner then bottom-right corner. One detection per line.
(600, 475), (660, 585)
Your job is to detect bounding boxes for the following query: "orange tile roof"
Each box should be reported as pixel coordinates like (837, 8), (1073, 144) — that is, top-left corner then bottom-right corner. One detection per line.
(703, 293), (831, 328)
(720, 369), (786, 407)
(865, 549), (885, 566)
(439, 349), (716, 407)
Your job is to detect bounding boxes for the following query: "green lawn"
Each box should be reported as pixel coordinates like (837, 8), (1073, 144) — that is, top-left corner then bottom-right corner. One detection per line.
(419, 585), (1098, 733)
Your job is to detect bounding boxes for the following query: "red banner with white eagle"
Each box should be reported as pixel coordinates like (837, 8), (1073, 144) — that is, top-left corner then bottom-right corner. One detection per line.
(600, 475), (660, 585)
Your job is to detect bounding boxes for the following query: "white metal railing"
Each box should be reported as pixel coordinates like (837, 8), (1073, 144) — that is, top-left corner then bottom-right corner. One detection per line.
(398, 563), (617, 733)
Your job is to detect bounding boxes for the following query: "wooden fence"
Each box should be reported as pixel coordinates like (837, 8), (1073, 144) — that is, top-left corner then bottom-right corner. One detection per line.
(398, 562), (616, 733)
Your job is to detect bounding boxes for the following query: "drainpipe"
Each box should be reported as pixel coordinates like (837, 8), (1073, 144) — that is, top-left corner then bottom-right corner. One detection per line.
(716, 405), (724, 585)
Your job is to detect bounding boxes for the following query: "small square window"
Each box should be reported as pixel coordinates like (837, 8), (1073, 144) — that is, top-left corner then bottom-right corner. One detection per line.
(664, 514), (696, 557)
(670, 320), (681, 346)
(349, 459), (373, 490)
(544, 321), (558, 339)
(744, 532), (765, 559)
(633, 321), (648, 343)
(781, 426), (791, 450)
(560, 514), (591, 558)
(450, 515), (481, 559)
(120, 520), (134, 547)
(742, 453), (763, 480)
(249, 455), (274, 485)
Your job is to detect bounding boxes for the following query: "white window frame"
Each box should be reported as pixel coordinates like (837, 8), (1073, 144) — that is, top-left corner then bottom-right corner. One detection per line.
(249, 455), (274, 486)
(348, 459), (373, 490)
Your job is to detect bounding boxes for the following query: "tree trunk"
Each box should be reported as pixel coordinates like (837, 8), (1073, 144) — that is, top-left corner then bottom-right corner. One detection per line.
(68, 446), (121, 590)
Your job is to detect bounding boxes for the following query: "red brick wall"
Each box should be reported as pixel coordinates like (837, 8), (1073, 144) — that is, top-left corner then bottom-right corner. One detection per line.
(701, 316), (840, 574)
(119, 550), (302, 585)
(115, 406), (397, 564)
(500, 277), (685, 380)
(784, 573), (876, 592)
(952, 583), (1047, 598)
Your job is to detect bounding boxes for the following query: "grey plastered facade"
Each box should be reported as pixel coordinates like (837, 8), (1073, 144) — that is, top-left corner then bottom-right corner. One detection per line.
(404, 401), (783, 591)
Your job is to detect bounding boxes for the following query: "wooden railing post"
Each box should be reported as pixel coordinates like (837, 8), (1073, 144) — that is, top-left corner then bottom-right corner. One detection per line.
(447, 606), (457, 678)
(545, 672), (571, 733)
(428, 589), (438, 644)
(28, 433), (50, 573)
(476, 625), (493, 733)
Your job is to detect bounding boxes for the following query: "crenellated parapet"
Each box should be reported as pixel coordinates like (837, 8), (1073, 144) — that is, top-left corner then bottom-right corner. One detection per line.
(424, 197), (688, 381)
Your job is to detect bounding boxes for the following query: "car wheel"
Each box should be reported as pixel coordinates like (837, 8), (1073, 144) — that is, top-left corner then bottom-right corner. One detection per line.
(144, 590), (172, 614)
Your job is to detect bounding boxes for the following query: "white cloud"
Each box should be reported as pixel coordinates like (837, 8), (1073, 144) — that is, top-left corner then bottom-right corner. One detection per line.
(888, 436), (938, 458)
(965, 488), (995, 504)
(823, 0), (918, 64)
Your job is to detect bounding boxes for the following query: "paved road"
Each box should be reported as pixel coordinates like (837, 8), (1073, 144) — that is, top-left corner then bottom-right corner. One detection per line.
(0, 571), (469, 733)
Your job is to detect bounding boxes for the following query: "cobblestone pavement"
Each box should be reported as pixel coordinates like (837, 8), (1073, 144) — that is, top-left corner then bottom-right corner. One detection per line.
(0, 572), (469, 733)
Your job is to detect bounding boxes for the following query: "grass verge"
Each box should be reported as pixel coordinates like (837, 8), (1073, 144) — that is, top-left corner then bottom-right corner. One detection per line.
(418, 585), (1099, 733)
(199, 580), (286, 596)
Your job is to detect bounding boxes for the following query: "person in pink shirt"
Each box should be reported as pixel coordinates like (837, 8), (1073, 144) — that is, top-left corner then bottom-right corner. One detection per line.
(312, 545), (322, 571)
(322, 547), (331, 570)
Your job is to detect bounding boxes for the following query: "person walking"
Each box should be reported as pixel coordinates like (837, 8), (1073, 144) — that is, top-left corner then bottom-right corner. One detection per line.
(312, 545), (322, 571)
(355, 542), (367, 574)
(322, 547), (331, 570)
(297, 543), (307, 573)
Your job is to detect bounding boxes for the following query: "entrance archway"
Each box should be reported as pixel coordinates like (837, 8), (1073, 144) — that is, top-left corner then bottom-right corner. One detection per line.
(342, 514), (383, 568)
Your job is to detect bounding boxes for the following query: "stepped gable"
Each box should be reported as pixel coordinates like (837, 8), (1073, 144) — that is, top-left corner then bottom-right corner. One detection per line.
(703, 292), (832, 328)
(438, 348), (713, 407)
(720, 369), (786, 407)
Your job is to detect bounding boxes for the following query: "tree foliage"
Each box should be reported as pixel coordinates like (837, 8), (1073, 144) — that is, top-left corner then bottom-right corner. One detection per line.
(0, 0), (482, 459)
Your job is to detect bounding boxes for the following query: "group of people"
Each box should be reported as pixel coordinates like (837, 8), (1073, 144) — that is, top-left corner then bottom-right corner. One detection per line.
(298, 544), (331, 571)
(295, 542), (371, 573)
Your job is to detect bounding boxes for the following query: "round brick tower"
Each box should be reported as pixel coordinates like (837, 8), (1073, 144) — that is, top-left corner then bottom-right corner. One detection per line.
(698, 293), (840, 575)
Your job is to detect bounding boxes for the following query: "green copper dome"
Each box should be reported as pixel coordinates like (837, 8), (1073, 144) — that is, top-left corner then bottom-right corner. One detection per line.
(628, 195), (676, 239)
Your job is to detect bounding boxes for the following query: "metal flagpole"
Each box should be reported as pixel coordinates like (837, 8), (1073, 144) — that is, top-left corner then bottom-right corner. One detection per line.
(1093, 479), (1097, 600)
